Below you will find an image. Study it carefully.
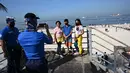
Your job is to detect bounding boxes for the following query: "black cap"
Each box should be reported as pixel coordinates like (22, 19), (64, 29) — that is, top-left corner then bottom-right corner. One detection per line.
(6, 17), (15, 23)
(24, 13), (40, 19)
(64, 19), (69, 22)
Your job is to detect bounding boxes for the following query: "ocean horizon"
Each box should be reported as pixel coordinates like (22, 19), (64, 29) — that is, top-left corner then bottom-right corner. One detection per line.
(0, 14), (130, 30)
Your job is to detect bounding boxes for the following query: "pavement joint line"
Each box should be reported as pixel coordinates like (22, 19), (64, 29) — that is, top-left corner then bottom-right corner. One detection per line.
(81, 56), (85, 73)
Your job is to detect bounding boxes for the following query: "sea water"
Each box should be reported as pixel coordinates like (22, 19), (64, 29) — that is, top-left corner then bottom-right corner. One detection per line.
(0, 14), (130, 30)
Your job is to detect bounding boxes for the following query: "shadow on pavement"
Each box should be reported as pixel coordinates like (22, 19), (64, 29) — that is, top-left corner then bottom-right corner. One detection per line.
(48, 55), (75, 73)
(0, 51), (93, 73)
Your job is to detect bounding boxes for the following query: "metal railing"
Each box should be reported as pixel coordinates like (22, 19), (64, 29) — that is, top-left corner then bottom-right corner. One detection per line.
(90, 27), (129, 47)
(112, 25), (130, 31)
(87, 26), (130, 73)
(92, 41), (114, 52)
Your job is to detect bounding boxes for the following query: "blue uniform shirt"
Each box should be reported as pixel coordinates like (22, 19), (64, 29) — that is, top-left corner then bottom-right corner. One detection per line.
(18, 30), (53, 59)
(0, 26), (19, 47)
(62, 25), (73, 39)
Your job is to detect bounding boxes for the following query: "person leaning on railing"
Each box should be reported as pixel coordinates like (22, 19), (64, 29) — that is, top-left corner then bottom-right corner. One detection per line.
(18, 13), (53, 73)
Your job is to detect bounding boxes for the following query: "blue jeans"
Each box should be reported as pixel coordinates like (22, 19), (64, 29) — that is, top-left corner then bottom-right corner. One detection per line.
(26, 58), (48, 73)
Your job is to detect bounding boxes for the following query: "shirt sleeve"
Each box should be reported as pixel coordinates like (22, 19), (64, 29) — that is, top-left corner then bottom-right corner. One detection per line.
(62, 27), (65, 33)
(80, 26), (84, 30)
(42, 33), (53, 44)
(0, 29), (7, 40)
(53, 28), (57, 34)
(74, 26), (76, 32)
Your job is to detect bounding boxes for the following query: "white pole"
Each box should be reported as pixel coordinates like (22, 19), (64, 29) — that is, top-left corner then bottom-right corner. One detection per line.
(88, 27), (92, 60)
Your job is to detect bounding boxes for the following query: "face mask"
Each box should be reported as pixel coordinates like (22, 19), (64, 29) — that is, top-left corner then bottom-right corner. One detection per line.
(76, 21), (80, 25)
(65, 22), (68, 25)
(76, 23), (79, 26)
(9, 22), (15, 28)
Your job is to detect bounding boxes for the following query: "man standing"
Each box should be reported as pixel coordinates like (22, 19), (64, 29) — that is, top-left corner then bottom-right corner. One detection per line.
(62, 19), (73, 54)
(18, 13), (53, 73)
(0, 17), (21, 73)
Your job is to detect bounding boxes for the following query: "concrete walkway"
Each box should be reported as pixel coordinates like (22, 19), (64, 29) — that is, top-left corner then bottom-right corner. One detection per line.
(0, 51), (94, 73)
(47, 52), (92, 73)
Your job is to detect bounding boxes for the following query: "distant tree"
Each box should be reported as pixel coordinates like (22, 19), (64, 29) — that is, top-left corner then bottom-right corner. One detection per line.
(0, 2), (7, 12)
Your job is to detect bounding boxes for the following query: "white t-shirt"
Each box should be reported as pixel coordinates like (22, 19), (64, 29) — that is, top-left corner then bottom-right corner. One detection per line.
(74, 25), (83, 37)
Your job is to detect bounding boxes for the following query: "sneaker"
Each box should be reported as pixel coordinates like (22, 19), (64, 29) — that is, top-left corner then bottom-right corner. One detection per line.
(55, 53), (59, 56)
(74, 52), (79, 55)
(60, 55), (64, 58)
(22, 66), (26, 70)
(65, 50), (70, 55)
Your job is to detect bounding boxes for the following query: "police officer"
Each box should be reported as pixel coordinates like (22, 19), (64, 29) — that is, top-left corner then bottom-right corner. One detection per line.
(0, 17), (21, 73)
(18, 13), (53, 73)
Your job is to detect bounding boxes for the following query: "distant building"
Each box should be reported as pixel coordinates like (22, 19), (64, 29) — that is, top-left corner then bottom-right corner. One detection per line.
(111, 13), (120, 16)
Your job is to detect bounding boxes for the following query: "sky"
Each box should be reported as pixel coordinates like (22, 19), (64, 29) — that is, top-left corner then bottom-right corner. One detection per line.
(0, 0), (130, 24)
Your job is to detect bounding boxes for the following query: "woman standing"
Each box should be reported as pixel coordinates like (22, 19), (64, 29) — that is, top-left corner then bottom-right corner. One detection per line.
(54, 21), (64, 58)
(74, 19), (84, 55)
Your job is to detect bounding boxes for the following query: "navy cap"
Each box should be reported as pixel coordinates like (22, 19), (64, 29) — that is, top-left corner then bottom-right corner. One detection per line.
(24, 13), (40, 19)
(6, 17), (15, 23)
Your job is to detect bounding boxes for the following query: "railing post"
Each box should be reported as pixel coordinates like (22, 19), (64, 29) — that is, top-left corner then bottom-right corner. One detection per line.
(87, 29), (89, 54)
(114, 46), (117, 73)
(88, 27), (92, 60)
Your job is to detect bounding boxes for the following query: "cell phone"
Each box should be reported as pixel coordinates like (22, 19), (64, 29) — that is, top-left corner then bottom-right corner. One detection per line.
(37, 23), (47, 34)
(37, 23), (46, 28)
